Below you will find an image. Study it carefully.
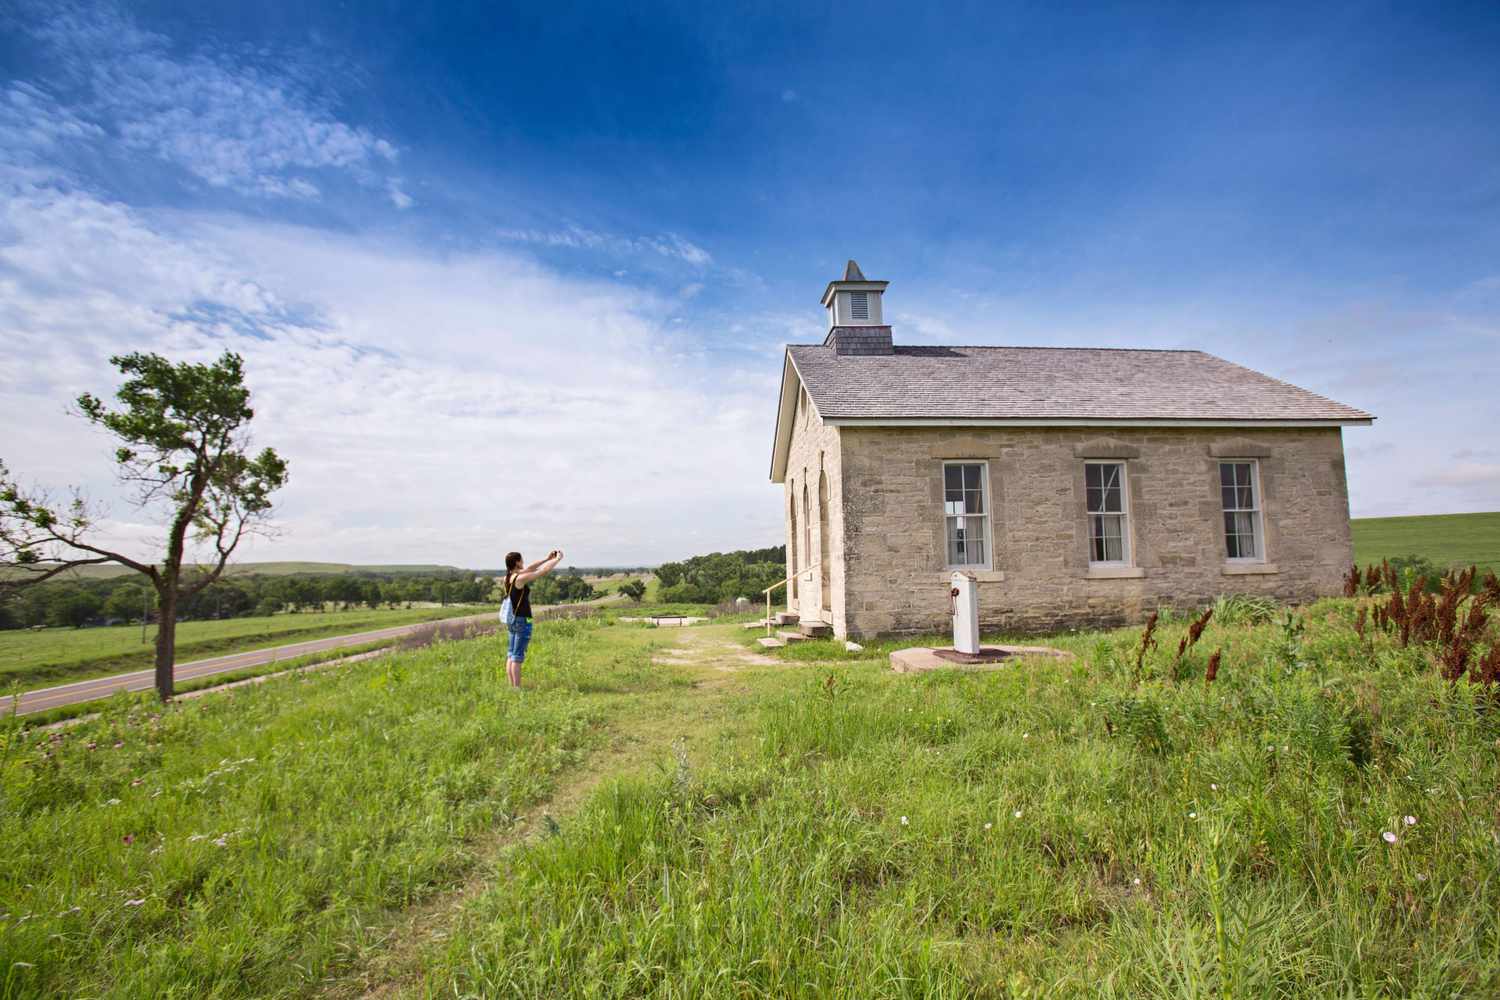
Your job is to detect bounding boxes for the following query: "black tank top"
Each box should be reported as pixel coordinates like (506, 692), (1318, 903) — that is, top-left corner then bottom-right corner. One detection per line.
(507, 578), (532, 619)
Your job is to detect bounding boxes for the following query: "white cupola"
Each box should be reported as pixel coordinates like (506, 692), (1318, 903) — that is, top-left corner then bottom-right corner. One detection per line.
(821, 259), (894, 355)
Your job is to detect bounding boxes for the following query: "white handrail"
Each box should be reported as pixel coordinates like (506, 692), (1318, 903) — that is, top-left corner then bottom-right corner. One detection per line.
(761, 563), (820, 637)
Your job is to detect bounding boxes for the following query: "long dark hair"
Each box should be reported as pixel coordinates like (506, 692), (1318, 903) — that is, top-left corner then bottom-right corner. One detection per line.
(504, 551), (523, 593)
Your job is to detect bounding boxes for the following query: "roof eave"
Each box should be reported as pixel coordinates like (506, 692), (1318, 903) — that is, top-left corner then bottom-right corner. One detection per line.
(822, 416), (1374, 428)
(818, 280), (889, 307)
(769, 352), (802, 483)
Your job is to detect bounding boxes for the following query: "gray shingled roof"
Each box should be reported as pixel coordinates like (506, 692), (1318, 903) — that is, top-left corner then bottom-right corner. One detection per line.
(787, 345), (1372, 423)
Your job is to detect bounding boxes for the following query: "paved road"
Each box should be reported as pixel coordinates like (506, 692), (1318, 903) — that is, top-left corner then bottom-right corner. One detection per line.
(13, 612), (496, 717)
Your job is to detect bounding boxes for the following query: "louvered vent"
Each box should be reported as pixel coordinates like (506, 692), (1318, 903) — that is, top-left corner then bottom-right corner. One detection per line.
(850, 291), (869, 320)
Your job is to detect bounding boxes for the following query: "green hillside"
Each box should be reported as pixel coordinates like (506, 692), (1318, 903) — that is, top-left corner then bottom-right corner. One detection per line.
(1351, 511), (1500, 576)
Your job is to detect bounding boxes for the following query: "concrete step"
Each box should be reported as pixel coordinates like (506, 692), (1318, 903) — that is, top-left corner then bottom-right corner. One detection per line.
(757, 637), (787, 649)
(741, 620), (777, 630)
(774, 612), (800, 626)
(799, 622), (833, 638)
(776, 630), (808, 642)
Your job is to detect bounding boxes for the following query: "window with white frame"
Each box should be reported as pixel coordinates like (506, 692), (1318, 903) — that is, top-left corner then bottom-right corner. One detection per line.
(1220, 461), (1263, 560)
(943, 462), (990, 567)
(1085, 461), (1131, 564)
(849, 291), (869, 320)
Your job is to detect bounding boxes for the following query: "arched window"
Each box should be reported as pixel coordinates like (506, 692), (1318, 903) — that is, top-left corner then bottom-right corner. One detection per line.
(788, 482), (798, 600)
(818, 469), (831, 613)
(802, 482), (812, 601)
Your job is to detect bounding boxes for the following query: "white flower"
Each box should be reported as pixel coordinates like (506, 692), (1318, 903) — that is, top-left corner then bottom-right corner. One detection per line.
(106, 798), (121, 806)
(1403, 815), (1416, 826)
(124, 898), (145, 907)
(1382, 831), (1397, 844)
(1210, 783), (1218, 791)
(984, 822), (992, 830)
(1013, 810), (1023, 819)
(1416, 873), (1427, 882)
(1021, 732), (1029, 739)
(1132, 877), (1141, 886)
(1189, 812), (1197, 820)
(899, 816), (908, 826)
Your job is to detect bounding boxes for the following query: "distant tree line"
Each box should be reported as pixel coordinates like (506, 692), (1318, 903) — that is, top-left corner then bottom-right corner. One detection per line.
(653, 545), (786, 604)
(0, 570), (495, 630)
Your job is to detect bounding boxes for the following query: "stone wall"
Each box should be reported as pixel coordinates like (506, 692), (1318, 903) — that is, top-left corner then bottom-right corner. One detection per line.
(782, 388), (844, 625)
(835, 425), (1353, 638)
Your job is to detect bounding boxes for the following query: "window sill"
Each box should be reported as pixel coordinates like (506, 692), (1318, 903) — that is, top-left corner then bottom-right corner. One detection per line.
(1085, 566), (1146, 580)
(1222, 562), (1278, 576)
(944, 569), (1005, 582)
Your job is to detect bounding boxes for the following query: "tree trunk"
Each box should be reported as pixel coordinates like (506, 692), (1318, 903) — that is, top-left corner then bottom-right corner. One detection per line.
(154, 585), (176, 701)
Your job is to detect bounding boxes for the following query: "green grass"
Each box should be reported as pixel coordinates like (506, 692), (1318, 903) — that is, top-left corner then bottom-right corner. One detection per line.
(0, 617), (689, 998)
(1352, 510), (1500, 576)
(0, 605), (491, 689)
(426, 606), (1500, 998)
(5, 604), (1499, 997)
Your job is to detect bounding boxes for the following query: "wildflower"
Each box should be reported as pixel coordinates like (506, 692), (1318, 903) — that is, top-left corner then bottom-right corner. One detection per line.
(984, 822), (992, 830)
(123, 899), (145, 907)
(87, 741), (97, 751)
(187, 834), (207, 842)
(106, 798), (120, 806)
(130, 778), (143, 787)
(122, 834), (135, 846)
(11, 962), (33, 969)
(1189, 811), (1197, 820)
(1210, 783), (1218, 791)
(1382, 831), (1397, 844)
(213, 836), (228, 847)
(1416, 873), (1427, 882)
(1013, 810), (1023, 819)
(1022, 732), (1029, 739)
(1132, 877), (1141, 886)
(1403, 815), (1416, 826)
(113, 741), (124, 749)
(900, 816), (909, 826)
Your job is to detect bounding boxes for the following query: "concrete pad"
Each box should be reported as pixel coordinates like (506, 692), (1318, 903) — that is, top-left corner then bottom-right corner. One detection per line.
(776, 630), (808, 642)
(757, 637), (787, 649)
(890, 644), (1073, 674)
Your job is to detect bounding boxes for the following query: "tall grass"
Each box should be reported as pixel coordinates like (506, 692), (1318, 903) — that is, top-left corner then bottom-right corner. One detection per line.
(427, 602), (1500, 998)
(0, 618), (665, 998)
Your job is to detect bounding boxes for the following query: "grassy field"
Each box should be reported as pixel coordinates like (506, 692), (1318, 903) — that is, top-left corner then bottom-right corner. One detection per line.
(3, 597), (1496, 997)
(0, 605), (490, 690)
(1352, 510), (1500, 576)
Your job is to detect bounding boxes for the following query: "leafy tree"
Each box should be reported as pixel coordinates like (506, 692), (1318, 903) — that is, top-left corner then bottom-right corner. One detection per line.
(104, 583), (150, 622)
(618, 578), (647, 602)
(0, 351), (287, 699)
(48, 589), (102, 629)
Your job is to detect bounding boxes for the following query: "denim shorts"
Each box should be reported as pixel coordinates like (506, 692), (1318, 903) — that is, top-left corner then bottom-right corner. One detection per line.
(507, 617), (534, 663)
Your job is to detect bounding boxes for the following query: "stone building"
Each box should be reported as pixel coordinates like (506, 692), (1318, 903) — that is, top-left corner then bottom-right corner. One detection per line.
(769, 261), (1373, 638)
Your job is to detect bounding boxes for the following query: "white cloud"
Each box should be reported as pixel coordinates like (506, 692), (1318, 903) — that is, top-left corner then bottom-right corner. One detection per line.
(0, 176), (782, 568)
(1416, 462), (1500, 491)
(26, 2), (402, 201)
(497, 224), (712, 267)
(386, 178), (414, 210)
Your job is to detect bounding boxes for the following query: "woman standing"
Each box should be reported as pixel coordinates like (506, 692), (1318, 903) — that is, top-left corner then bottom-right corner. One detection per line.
(502, 549), (562, 688)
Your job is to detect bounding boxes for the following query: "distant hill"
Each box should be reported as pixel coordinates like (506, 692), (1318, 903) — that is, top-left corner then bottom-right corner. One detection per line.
(1351, 511), (1500, 576)
(0, 561), (469, 581)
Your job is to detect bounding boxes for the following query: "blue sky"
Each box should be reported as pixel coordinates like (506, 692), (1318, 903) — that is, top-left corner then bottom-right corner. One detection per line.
(1, 1), (1497, 566)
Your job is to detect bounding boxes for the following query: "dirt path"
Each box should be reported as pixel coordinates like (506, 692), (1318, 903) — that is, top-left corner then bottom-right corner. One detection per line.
(322, 623), (779, 999)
